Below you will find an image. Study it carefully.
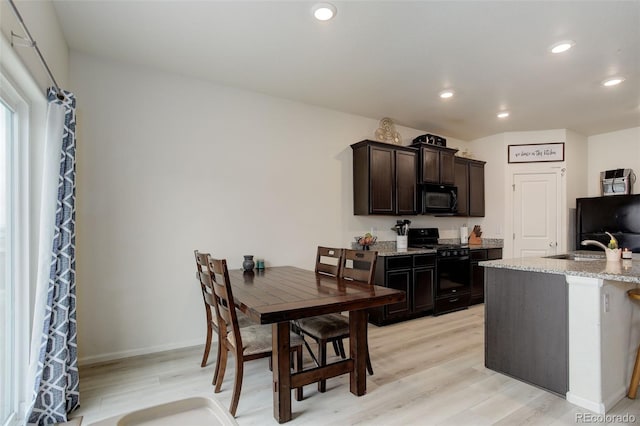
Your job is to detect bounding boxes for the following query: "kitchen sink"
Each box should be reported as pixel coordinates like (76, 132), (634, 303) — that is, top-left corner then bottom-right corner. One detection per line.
(544, 253), (603, 261)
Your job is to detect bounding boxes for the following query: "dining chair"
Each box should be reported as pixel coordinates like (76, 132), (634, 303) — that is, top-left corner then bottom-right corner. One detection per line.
(193, 250), (252, 375)
(295, 248), (377, 392)
(206, 256), (305, 416)
(292, 247), (345, 365)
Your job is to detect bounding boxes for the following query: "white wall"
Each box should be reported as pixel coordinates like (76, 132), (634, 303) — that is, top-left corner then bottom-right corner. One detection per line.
(70, 52), (474, 363)
(0, 0), (69, 91)
(471, 129), (590, 257)
(587, 127), (640, 196)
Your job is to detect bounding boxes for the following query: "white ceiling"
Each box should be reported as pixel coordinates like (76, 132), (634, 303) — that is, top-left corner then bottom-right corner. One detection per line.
(52, 0), (640, 141)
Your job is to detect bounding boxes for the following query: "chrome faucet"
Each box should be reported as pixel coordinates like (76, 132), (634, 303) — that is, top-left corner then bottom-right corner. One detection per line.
(581, 240), (608, 251)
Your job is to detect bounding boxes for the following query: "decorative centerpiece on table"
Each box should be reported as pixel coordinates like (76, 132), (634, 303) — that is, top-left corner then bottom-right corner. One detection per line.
(355, 233), (377, 250)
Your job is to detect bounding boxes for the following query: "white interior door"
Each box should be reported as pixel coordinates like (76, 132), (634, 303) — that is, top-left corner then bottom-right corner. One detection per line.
(513, 172), (560, 258)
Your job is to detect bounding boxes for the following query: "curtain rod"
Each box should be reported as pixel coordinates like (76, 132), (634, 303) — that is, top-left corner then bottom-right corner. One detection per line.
(7, 0), (65, 100)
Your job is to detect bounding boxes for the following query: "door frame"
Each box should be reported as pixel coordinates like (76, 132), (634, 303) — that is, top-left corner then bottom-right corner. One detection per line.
(506, 164), (566, 259)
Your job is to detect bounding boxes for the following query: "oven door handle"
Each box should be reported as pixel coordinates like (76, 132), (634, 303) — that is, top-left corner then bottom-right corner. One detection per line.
(438, 255), (470, 262)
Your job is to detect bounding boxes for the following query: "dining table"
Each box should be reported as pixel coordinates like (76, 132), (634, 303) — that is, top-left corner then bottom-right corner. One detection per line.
(226, 265), (405, 423)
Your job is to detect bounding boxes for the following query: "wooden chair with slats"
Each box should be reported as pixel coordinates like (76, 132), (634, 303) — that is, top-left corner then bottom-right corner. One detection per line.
(194, 251), (252, 378)
(296, 248), (377, 392)
(293, 247), (344, 365)
(207, 256), (305, 416)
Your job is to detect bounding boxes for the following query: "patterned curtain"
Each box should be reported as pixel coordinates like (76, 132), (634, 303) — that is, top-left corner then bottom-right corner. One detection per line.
(26, 88), (79, 425)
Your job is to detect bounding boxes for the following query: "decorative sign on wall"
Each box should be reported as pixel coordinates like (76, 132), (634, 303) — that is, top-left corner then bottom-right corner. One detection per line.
(508, 142), (565, 163)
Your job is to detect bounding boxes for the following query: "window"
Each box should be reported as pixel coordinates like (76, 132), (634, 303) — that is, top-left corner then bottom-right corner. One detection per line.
(0, 70), (30, 426)
(1, 85), (17, 426)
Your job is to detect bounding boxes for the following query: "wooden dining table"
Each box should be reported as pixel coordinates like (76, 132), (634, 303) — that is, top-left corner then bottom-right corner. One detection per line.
(226, 266), (405, 423)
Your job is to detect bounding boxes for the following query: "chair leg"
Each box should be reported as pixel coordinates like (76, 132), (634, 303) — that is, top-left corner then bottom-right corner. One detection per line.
(337, 339), (346, 359)
(202, 324), (213, 368)
(366, 351), (374, 376)
(365, 318), (374, 375)
(295, 346), (303, 401)
(229, 355), (244, 417)
(212, 337), (223, 386)
(301, 335), (319, 367)
(215, 346), (228, 393)
(318, 339), (328, 393)
(332, 340), (341, 357)
(628, 345), (640, 398)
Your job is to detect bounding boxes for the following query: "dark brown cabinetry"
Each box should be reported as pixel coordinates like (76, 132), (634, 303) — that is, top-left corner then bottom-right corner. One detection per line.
(411, 143), (458, 185)
(485, 268), (568, 396)
(369, 254), (435, 325)
(352, 140), (417, 215)
(470, 248), (502, 305)
(454, 157), (486, 217)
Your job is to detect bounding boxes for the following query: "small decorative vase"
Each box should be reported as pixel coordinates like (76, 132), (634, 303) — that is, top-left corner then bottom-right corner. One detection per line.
(605, 248), (621, 262)
(242, 255), (255, 271)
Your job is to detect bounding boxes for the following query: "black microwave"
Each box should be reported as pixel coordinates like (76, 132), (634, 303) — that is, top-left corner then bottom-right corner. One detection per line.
(422, 184), (458, 214)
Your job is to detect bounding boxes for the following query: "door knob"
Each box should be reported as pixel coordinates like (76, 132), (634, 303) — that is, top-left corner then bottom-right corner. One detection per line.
(549, 242), (558, 247)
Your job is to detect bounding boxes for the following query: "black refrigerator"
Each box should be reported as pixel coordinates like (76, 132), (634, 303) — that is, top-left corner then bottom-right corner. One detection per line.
(576, 194), (640, 252)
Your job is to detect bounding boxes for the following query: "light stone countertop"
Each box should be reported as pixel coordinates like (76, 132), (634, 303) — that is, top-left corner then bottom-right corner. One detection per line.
(480, 251), (640, 284)
(373, 240), (503, 257)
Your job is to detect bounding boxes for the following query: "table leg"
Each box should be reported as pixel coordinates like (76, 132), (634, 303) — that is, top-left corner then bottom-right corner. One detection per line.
(349, 310), (367, 396)
(273, 322), (292, 423)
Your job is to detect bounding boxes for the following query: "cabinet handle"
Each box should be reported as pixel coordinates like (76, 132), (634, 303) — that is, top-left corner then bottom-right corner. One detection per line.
(449, 298), (459, 303)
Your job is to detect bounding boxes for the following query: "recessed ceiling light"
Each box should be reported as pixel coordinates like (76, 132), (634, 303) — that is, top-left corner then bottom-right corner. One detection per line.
(312, 3), (337, 21)
(497, 111), (510, 119)
(439, 90), (454, 99)
(550, 40), (575, 54)
(602, 77), (625, 87)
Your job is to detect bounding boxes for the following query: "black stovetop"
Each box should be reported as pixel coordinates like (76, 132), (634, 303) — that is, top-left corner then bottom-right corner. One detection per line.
(408, 228), (469, 255)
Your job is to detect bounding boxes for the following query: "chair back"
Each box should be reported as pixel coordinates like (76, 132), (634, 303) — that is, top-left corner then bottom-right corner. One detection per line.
(194, 250), (217, 326)
(340, 249), (377, 284)
(315, 246), (344, 276)
(207, 256), (243, 350)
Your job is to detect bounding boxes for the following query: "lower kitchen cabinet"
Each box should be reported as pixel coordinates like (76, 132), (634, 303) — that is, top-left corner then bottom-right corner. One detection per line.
(470, 248), (502, 305)
(369, 254), (435, 325)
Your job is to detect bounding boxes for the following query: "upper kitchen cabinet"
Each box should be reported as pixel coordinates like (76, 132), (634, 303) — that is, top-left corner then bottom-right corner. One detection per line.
(410, 142), (458, 185)
(352, 140), (417, 215)
(454, 157), (486, 217)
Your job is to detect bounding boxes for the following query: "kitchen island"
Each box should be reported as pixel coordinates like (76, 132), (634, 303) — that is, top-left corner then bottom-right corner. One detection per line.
(481, 252), (640, 415)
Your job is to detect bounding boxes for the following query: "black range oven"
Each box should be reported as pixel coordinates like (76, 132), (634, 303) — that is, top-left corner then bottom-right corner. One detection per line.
(433, 246), (470, 315)
(408, 228), (471, 315)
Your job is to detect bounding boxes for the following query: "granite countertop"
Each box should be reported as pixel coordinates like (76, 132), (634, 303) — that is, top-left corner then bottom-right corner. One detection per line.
(480, 251), (640, 284)
(364, 239), (503, 257)
(376, 247), (437, 257)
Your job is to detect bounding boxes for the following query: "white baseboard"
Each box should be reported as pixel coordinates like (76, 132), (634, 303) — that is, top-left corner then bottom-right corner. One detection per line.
(566, 391), (606, 414)
(603, 386), (628, 412)
(78, 338), (206, 366)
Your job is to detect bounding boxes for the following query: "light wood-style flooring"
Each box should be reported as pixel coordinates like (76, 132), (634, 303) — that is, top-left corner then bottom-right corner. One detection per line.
(73, 305), (640, 425)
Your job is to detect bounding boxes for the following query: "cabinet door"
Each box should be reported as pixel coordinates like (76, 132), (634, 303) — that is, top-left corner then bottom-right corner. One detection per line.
(440, 151), (456, 185)
(370, 146), (395, 214)
(471, 262), (484, 301)
(454, 158), (469, 216)
(413, 267), (434, 312)
(420, 147), (439, 184)
(385, 269), (411, 318)
(396, 150), (417, 215)
(469, 162), (485, 217)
